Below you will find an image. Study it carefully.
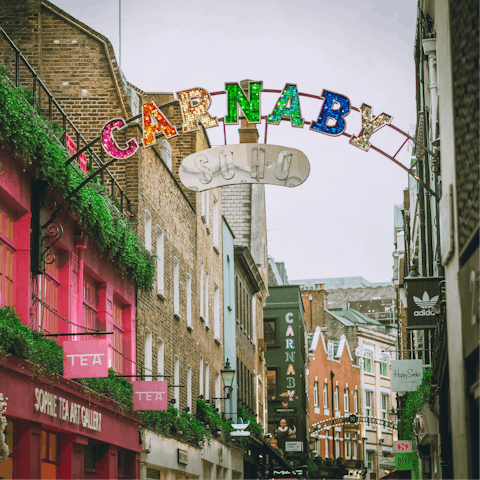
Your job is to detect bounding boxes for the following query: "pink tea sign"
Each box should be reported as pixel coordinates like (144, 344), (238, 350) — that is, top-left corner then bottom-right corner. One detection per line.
(63, 340), (108, 379)
(133, 381), (168, 411)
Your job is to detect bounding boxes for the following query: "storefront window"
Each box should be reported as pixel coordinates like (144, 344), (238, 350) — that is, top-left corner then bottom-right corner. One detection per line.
(40, 251), (60, 334)
(41, 430), (59, 479)
(0, 204), (15, 308)
(0, 420), (15, 479)
(113, 300), (124, 374)
(83, 275), (99, 339)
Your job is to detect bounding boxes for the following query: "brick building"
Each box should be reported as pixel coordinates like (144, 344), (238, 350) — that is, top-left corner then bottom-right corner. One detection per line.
(0, 31), (144, 478)
(0, 2), (238, 478)
(308, 329), (361, 472)
(221, 94), (270, 476)
(392, 1), (479, 479)
(300, 280), (397, 479)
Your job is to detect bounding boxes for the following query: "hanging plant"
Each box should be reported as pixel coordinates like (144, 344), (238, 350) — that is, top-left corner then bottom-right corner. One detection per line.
(0, 393), (8, 463)
(0, 66), (155, 291)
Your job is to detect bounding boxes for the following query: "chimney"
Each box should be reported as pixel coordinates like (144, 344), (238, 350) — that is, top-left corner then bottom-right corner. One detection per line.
(238, 79), (259, 144)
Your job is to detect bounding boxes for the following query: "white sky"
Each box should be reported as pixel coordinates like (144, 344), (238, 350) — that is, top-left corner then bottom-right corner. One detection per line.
(54, 0), (417, 283)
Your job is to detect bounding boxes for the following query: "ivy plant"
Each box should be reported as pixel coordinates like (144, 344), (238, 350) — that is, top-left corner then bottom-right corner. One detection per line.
(0, 66), (155, 290)
(398, 368), (433, 440)
(0, 306), (63, 375)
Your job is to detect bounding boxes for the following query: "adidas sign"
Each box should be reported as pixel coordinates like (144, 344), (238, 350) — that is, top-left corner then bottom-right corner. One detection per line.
(413, 291), (438, 316)
(414, 309), (436, 316)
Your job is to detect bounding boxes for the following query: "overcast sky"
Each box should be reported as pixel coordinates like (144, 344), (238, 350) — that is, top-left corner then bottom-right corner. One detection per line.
(54, 0), (417, 283)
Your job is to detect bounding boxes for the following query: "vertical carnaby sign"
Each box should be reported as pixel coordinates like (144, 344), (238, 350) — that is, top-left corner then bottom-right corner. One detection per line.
(133, 381), (168, 411)
(405, 277), (443, 328)
(63, 340), (108, 379)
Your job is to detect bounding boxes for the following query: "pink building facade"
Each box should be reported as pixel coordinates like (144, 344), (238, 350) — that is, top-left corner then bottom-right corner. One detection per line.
(0, 133), (141, 478)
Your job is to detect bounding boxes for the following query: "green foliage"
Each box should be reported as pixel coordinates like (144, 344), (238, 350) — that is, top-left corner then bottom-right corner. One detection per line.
(142, 406), (211, 446)
(76, 369), (133, 408)
(0, 306), (63, 375)
(0, 66), (155, 290)
(398, 368), (433, 440)
(237, 404), (264, 436)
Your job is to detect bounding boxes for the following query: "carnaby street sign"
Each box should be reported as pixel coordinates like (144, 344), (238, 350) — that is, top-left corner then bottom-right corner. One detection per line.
(78, 80), (439, 198)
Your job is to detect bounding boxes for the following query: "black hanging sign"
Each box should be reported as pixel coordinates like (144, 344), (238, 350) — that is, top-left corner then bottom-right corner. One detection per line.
(405, 277), (443, 329)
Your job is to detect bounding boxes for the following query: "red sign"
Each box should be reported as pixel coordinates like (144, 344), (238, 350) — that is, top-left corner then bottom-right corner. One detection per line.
(133, 381), (168, 411)
(394, 440), (412, 453)
(63, 340), (108, 379)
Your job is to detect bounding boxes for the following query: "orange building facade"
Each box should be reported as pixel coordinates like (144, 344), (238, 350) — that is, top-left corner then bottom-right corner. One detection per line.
(308, 328), (362, 468)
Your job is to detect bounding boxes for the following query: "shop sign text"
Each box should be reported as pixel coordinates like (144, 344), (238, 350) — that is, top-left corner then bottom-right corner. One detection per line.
(34, 387), (102, 432)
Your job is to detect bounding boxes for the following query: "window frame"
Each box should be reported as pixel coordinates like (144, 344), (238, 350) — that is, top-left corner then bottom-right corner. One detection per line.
(145, 210), (152, 252)
(323, 383), (328, 409)
(156, 226), (164, 296)
(144, 327), (153, 380)
(380, 355), (388, 376)
(213, 195), (219, 249)
(264, 318), (277, 345)
(186, 273), (192, 328)
(214, 283), (220, 340)
(173, 257), (180, 318)
(112, 298), (125, 375)
(0, 203), (15, 310)
(267, 368), (277, 398)
(344, 388), (349, 413)
(364, 350), (373, 373)
(313, 381), (319, 407)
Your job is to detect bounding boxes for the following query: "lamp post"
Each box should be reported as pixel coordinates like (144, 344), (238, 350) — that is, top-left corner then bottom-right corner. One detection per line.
(220, 358), (236, 399)
(210, 359), (236, 414)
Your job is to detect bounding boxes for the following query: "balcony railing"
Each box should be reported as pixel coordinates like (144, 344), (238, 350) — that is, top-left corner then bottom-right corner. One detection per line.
(0, 27), (131, 214)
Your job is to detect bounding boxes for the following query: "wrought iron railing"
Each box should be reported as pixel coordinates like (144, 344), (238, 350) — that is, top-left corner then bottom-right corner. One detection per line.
(0, 27), (131, 214)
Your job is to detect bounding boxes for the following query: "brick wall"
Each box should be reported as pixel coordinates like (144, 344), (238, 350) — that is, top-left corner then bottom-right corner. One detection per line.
(301, 284), (326, 330)
(0, 0), (227, 414)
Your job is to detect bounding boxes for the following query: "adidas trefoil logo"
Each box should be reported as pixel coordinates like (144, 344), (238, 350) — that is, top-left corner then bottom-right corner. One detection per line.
(413, 291), (438, 316)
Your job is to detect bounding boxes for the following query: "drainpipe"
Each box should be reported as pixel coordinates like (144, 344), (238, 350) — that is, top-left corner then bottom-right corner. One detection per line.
(331, 370), (335, 459)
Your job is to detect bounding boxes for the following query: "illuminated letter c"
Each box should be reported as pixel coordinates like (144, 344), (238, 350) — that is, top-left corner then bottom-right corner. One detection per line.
(101, 118), (138, 159)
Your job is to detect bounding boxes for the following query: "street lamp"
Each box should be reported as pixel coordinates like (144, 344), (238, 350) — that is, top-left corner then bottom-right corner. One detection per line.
(220, 358), (236, 399)
(210, 359), (236, 406)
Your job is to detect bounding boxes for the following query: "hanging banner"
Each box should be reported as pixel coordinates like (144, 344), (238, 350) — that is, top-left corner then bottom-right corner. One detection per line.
(179, 144), (310, 192)
(391, 360), (423, 391)
(405, 276), (443, 328)
(63, 340), (108, 379)
(133, 381), (168, 411)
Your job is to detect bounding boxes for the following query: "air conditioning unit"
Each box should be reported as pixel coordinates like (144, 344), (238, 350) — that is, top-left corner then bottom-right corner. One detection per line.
(144, 436), (152, 453)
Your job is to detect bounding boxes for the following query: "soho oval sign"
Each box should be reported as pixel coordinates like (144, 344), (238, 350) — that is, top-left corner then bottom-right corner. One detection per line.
(179, 143), (310, 191)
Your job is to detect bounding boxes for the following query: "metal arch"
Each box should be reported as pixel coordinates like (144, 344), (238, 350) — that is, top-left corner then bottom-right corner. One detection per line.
(311, 414), (398, 431)
(209, 89), (440, 199)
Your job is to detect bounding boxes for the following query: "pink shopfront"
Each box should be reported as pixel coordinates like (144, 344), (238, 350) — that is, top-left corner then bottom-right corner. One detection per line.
(0, 355), (141, 479)
(0, 135), (140, 478)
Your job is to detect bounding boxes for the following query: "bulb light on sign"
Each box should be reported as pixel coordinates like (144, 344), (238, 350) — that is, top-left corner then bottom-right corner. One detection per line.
(88, 79), (437, 196)
(101, 118), (139, 159)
